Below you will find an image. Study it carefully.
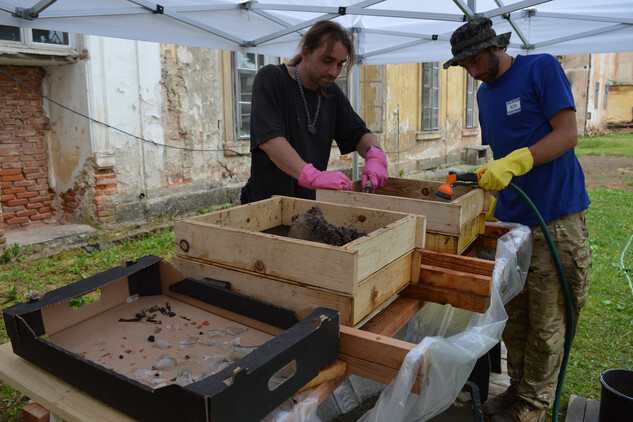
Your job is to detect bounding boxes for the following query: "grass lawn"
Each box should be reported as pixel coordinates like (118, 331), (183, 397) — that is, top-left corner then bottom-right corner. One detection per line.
(576, 132), (633, 157)
(0, 134), (632, 420)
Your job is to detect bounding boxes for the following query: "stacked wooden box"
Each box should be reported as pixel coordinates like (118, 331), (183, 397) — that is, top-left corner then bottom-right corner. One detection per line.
(317, 177), (489, 255)
(173, 196), (426, 326)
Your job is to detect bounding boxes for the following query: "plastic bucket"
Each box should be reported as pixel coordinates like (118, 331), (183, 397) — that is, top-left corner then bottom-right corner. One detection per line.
(599, 368), (633, 422)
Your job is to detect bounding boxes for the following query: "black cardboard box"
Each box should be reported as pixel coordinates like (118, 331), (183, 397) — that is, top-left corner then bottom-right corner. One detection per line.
(3, 255), (339, 422)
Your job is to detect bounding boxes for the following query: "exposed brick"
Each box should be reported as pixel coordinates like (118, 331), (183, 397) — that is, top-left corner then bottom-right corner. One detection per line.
(0, 169), (22, 176)
(5, 199), (27, 207)
(13, 130), (37, 137)
(25, 172), (46, 180)
(31, 213), (52, 221)
(17, 210), (37, 218)
(104, 187), (117, 195)
(2, 174), (24, 182)
(16, 191), (38, 199)
(26, 202), (43, 210)
(3, 187), (25, 194)
(1, 194), (15, 201)
(93, 196), (110, 205)
(0, 182), (12, 189)
(5, 216), (28, 225)
(1, 162), (23, 170)
(95, 177), (117, 187)
(38, 206), (51, 213)
(13, 180), (35, 187)
(2, 213), (16, 221)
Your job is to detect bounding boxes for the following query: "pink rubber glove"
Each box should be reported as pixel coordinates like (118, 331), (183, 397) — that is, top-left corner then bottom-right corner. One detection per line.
(298, 163), (352, 191)
(361, 146), (388, 193)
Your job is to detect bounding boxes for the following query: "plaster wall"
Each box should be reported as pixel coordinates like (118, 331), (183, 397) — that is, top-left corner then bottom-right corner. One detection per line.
(42, 37), (92, 196)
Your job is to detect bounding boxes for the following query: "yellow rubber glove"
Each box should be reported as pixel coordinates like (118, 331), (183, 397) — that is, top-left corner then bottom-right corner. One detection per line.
(486, 195), (499, 222)
(476, 147), (534, 191)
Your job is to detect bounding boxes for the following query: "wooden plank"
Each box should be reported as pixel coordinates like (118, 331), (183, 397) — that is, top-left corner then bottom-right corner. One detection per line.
(418, 265), (492, 297)
(22, 403), (50, 422)
(420, 250), (496, 277)
(359, 296), (424, 337)
(339, 325), (418, 371)
(401, 283), (489, 313)
(194, 195), (282, 231)
(171, 256), (355, 326)
(351, 215), (420, 281)
(566, 395), (587, 422)
(352, 252), (414, 325)
(0, 343), (133, 422)
(298, 360), (348, 393)
(584, 398), (600, 422)
(176, 219), (359, 294)
(424, 213), (486, 255)
(337, 353), (423, 395)
(318, 186), (464, 234)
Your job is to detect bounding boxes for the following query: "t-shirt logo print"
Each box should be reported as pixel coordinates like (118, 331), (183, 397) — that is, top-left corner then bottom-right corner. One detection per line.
(506, 97), (521, 116)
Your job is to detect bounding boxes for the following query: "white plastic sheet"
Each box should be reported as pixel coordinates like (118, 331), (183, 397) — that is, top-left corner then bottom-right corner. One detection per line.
(275, 222), (531, 421)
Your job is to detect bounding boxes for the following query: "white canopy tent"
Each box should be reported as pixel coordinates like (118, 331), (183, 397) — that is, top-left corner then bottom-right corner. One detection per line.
(1, 0), (632, 65)
(1, 1), (631, 421)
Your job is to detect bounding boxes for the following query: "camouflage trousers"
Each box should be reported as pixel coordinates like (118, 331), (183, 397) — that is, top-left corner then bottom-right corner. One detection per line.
(503, 211), (591, 410)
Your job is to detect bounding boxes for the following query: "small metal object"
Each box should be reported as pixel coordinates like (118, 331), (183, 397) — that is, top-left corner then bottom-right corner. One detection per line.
(365, 181), (372, 193)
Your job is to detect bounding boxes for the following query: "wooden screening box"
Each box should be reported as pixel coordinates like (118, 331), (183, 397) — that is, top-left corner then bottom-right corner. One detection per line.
(174, 197), (426, 326)
(317, 177), (489, 255)
(175, 196), (426, 296)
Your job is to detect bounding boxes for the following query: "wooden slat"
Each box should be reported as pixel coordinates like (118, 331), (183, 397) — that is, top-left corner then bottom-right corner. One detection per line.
(420, 250), (495, 277)
(400, 283), (489, 314)
(566, 395), (588, 422)
(359, 296), (424, 337)
(339, 326), (418, 371)
(418, 264), (491, 297)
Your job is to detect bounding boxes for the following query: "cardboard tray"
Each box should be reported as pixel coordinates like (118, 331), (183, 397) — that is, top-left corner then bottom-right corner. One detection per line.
(174, 196), (425, 295)
(316, 177), (488, 254)
(2, 256), (339, 422)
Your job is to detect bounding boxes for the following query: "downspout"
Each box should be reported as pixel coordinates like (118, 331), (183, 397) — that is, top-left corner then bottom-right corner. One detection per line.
(584, 54), (593, 135)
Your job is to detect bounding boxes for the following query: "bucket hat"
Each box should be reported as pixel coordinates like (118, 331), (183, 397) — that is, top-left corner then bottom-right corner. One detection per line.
(443, 17), (511, 69)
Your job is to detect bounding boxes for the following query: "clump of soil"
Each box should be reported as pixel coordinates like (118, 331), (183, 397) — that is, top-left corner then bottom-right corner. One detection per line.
(288, 206), (366, 246)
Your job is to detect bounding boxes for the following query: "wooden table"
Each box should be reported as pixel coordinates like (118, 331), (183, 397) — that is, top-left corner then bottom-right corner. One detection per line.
(0, 342), (133, 422)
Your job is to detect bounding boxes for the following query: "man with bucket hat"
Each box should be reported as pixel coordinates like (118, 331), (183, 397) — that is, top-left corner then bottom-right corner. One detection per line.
(445, 17), (591, 422)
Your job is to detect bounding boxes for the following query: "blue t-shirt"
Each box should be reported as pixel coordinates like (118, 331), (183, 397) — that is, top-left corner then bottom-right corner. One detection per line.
(477, 54), (590, 226)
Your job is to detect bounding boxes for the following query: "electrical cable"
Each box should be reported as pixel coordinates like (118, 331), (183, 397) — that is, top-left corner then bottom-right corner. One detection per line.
(508, 182), (574, 422)
(0, 68), (249, 156)
(621, 232), (633, 296)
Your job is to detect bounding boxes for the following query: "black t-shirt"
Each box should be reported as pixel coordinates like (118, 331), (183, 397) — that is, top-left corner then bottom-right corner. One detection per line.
(241, 63), (370, 203)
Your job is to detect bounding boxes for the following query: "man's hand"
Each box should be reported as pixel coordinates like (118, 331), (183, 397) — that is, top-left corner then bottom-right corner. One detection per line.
(476, 147), (534, 191)
(298, 163), (352, 191)
(361, 146), (388, 193)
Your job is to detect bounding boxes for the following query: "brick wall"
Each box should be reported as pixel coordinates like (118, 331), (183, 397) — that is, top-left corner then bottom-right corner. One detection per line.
(94, 169), (117, 224)
(0, 66), (55, 229)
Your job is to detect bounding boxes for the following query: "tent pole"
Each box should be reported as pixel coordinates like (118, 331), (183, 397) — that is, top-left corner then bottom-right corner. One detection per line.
(14, 0), (57, 19)
(350, 62), (361, 180)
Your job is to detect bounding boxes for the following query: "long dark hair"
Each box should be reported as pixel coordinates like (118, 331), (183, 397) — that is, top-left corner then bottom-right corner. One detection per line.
(289, 20), (356, 75)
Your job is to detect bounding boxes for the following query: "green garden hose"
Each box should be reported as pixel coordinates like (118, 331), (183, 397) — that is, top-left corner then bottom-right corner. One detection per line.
(507, 182), (574, 422)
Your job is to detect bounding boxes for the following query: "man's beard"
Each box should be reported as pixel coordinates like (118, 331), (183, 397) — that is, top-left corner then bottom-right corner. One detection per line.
(478, 51), (500, 83)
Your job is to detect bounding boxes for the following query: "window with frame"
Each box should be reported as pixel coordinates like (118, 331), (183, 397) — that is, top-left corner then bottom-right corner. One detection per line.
(0, 25), (72, 48)
(336, 65), (385, 133)
(234, 52), (280, 139)
(360, 65), (384, 133)
(422, 62), (439, 131)
(465, 74), (478, 129)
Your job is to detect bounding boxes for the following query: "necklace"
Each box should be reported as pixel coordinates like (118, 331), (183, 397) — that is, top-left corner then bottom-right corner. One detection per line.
(294, 65), (321, 135)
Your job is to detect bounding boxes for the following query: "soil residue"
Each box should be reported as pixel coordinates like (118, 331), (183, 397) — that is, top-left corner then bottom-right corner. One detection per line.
(288, 206), (366, 246)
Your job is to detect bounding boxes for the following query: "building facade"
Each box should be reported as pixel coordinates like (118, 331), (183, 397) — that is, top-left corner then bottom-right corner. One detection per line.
(2, 29), (629, 238)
